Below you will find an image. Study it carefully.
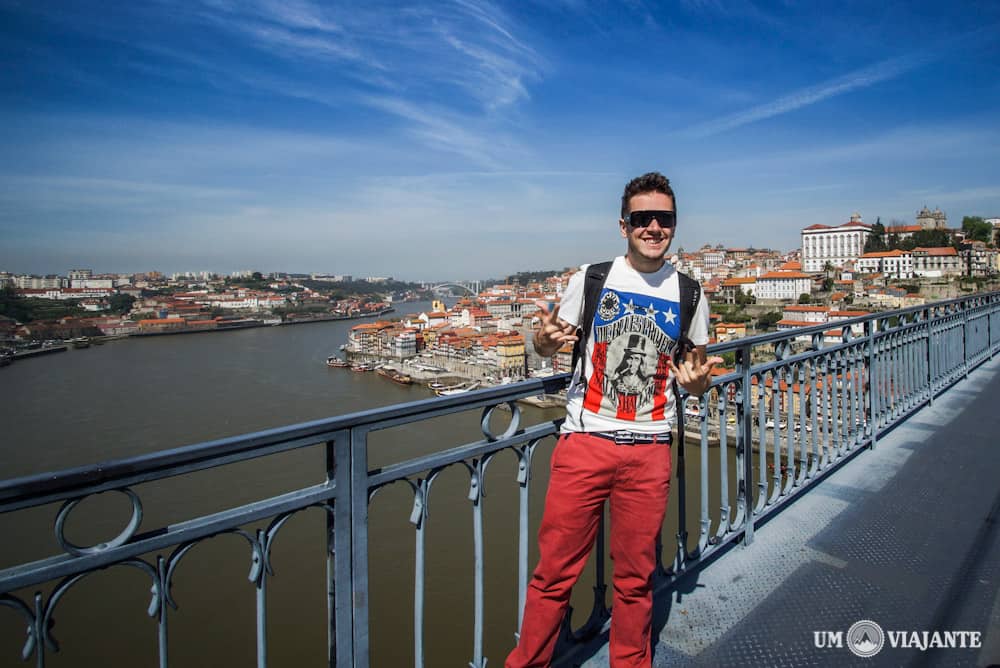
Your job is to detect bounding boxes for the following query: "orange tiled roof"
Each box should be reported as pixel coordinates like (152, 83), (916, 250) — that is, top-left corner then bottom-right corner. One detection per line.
(912, 246), (957, 256)
(783, 305), (828, 312)
(828, 311), (870, 319)
(859, 250), (909, 258)
(760, 271), (812, 279)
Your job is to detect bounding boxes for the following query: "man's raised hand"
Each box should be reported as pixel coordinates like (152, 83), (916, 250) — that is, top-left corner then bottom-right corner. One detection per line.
(533, 300), (578, 357)
(668, 349), (724, 398)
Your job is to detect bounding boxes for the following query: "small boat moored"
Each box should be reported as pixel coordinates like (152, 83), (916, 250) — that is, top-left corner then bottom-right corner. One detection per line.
(377, 367), (414, 385)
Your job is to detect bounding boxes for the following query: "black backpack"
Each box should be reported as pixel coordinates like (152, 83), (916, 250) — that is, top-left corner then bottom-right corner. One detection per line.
(570, 260), (702, 375)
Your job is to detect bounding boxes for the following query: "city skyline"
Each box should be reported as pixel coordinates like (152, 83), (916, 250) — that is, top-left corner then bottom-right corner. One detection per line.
(2, 1), (999, 281)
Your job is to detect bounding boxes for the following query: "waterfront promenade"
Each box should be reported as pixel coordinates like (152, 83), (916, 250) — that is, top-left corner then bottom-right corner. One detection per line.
(576, 355), (1000, 668)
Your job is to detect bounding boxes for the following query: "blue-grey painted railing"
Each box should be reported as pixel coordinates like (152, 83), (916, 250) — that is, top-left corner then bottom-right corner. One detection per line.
(1, 291), (998, 667)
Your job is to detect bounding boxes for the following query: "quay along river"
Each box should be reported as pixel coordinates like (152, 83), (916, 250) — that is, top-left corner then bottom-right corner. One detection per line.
(0, 300), (738, 667)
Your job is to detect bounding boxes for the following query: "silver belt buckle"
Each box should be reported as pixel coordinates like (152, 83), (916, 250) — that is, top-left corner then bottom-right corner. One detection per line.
(613, 430), (636, 445)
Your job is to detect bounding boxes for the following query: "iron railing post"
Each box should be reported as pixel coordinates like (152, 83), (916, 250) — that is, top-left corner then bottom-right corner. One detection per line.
(926, 307), (934, 407)
(738, 342), (754, 546)
(331, 432), (354, 668)
(963, 298), (970, 378)
(350, 428), (370, 667)
(866, 318), (877, 450)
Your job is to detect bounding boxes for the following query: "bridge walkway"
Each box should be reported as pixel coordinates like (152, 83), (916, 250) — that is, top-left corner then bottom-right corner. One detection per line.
(579, 355), (1000, 668)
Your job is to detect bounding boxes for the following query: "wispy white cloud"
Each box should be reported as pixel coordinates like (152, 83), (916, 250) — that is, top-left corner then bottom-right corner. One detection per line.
(169, 0), (545, 164)
(761, 183), (847, 196)
(360, 95), (527, 168)
(689, 123), (1000, 188)
(0, 175), (250, 199)
(682, 52), (932, 138)
(234, 21), (368, 64)
(191, 0), (542, 109)
(902, 185), (1000, 205)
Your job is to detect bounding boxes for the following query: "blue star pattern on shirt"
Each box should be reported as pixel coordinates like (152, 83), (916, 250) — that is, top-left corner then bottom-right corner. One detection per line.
(593, 288), (682, 349)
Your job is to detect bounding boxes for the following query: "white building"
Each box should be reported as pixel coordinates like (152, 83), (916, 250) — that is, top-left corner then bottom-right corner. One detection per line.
(390, 330), (418, 358)
(855, 250), (914, 279)
(801, 213), (872, 272)
(15, 275), (67, 289)
(70, 277), (115, 289)
(719, 277), (757, 303)
(756, 271), (813, 302)
(701, 248), (726, 270)
(912, 247), (961, 277)
(781, 305), (829, 324)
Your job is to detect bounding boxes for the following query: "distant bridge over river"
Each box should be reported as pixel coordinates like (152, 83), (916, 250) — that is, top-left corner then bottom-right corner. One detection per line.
(422, 280), (481, 296)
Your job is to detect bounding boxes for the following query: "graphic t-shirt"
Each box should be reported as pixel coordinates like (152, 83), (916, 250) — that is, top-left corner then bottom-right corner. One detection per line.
(558, 257), (710, 434)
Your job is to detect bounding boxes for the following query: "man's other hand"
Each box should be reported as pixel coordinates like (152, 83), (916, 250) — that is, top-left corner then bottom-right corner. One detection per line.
(669, 348), (723, 397)
(533, 300), (578, 357)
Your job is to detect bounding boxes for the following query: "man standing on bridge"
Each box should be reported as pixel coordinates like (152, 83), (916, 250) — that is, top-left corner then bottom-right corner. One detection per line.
(506, 172), (720, 668)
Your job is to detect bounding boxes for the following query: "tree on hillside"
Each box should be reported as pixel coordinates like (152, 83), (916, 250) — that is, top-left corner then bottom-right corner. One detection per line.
(962, 216), (993, 244)
(911, 229), (952, 248)
(108, 294), (135, 315)
(798, 293), (812, 304)
(758, 311), (782, 329)
(864, 219), (887, 253)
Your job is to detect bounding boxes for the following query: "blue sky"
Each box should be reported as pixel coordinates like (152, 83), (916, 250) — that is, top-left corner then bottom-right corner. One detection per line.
(1, 0), (998, 281)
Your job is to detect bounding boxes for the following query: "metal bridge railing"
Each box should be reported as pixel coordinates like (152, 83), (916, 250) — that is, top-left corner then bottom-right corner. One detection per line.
(1, 291), (998, 667)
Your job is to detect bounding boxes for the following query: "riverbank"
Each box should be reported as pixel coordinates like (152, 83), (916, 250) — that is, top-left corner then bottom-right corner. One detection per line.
(4, 308), (399, 365)
(11, 345), (68, 360)
(339, 351), (569, 407)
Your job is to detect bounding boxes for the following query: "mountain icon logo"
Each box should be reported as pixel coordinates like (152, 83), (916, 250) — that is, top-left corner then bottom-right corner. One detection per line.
(847, 619), (885, 658)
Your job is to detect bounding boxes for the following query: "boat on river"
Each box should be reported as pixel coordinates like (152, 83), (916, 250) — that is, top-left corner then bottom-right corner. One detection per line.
(377, 368), (413, 385)
(436, 381), (480, 396)
(351, 362), (375, 372)
(326, 356), (350, 368)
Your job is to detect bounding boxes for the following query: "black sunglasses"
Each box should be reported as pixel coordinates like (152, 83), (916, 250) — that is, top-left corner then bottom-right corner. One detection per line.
(624, 210), (676, 229)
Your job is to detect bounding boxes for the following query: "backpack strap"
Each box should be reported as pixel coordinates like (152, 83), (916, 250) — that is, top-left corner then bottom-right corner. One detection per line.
(674, 270), (704, 438)
(571, 261), (613, 375)
(676, 270), (702, 355)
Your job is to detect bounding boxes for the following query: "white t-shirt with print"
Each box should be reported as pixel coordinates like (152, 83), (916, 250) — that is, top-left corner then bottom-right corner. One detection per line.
(558, 256), (710, 434)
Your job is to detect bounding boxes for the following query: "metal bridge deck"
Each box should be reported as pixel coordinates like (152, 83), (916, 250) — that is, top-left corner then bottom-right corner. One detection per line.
(581, 356), (1000, 668)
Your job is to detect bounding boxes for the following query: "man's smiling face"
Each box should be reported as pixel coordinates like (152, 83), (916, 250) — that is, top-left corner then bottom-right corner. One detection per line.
(620, 191), (675, 271)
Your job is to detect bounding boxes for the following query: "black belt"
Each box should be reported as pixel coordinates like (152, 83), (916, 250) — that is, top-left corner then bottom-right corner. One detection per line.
(592, 430), (673, 445)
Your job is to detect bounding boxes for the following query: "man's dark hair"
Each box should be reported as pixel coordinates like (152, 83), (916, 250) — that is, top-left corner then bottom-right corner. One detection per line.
(620, 171), (676, 219)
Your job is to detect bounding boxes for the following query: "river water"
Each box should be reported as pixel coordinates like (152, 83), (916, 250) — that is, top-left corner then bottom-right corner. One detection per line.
(0, 301), (734, 667)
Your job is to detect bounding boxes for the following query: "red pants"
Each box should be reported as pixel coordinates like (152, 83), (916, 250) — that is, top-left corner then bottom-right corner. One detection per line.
(505, 432), (672, 668)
